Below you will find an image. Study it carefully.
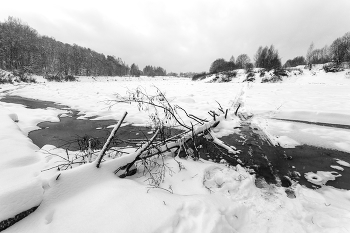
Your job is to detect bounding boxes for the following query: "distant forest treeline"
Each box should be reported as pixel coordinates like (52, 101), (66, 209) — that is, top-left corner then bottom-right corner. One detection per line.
(207, 31), (350, 74)
(0, 17), (170, 77)
(1, 17), (349, 79)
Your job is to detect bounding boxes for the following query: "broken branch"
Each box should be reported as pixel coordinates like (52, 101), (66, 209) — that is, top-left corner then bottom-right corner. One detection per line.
(95, 111), (128, 168)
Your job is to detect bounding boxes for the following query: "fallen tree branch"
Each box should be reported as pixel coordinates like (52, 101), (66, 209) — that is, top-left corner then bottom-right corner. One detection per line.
(95, 111), (128, 168)
(175, 105), (208, 124)
(109, 88), (191, 130)
(234, 103), (241, 116)
(118, 128), (160, 177)
(96, 87), (239, 180)
(102, 120), (227, 176)
(42, 86), (239, 178)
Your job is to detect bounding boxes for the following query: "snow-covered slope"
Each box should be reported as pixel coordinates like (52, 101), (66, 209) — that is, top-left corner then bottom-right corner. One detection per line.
(198, 66), (350, 85)
(3, 144), (350, 233)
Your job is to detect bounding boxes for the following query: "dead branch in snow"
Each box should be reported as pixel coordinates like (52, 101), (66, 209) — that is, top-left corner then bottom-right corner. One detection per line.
(43, 86), (239, 190)
(104, 87), (238, 176)
(113, 120), (222, 177)
(95, 111), (128, 168)
(235, 103), (241, 116)
(107, 86), (208, 130)
(117, 128), (160, 177)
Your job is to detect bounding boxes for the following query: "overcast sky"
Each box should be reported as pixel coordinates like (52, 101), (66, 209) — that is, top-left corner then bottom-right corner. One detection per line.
(1, 0), (350, 73)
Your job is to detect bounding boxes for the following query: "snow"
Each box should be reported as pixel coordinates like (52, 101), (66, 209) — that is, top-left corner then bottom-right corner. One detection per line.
(0, 102), (64, 135)
(330, 165), (344, 171)
(6, 71), (350, 130)
(211, 115), (241, 138)
(274, 135), (300, 148)
(0, 109), (44, 221)
(1, 67), (350, 232)
(336, 159), (350, 167)
(304, 171), (341, 186)
(255, 118), (350, 152)
(5, 79), (244, 127)
(5, 156), (350, 233)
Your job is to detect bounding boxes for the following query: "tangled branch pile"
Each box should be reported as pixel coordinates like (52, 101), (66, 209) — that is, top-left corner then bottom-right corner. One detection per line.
(47, 87), (239, 190)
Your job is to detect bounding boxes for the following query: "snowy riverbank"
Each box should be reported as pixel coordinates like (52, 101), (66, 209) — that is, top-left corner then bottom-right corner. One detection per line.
(1, 69), (350, 232)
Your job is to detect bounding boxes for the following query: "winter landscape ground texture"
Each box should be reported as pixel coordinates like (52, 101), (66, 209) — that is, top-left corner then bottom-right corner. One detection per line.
(1, 68), (350, 232)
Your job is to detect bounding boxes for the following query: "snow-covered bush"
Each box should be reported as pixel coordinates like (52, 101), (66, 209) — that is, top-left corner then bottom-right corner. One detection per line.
(222, 70), (237, 78)
(259, 69), (266, 77)
(221, 76), (232, 82)
(64, 75), (77, 82)
(261, 75), (282, 83)
(245, 63), (254, 73)
(44, 74), (62, 82)
(11, 70), (36, 83)
(192, 72), (208, 81)
(273, 69), (288, 77)
(0, 69), (36, 83)
(323, 63), (344, 73)
(346, 71), (350, 79)
(0, 70), (13, 84)
(45, 74), (77, 82)
(286, 67), (303, 76)
(243, 72), (255, 82)
(211, 75), (220, 82)
(260, 68), (289, 83)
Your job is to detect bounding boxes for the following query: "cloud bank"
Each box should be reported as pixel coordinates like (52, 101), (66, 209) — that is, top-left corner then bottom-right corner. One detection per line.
(1, 0), (350, 72)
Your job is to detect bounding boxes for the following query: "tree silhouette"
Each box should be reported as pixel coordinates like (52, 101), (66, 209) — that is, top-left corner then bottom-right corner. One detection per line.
(236, 54), (251, 69)
(0, 17), (132, 77)
(254, 45), (281, 70)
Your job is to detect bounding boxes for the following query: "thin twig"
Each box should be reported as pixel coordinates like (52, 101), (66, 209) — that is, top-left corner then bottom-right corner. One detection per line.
(234, 103), (241, 116)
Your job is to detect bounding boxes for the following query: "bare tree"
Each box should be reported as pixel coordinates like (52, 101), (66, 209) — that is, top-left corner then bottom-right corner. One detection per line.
(306, 42), (314, 67)
(209, 58), (226, 73)
(254, 45), (281, 70)
(236, 54), (251, 69)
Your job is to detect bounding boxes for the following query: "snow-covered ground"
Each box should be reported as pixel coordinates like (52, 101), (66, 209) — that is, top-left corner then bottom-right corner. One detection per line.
(1, 68), (350, 232)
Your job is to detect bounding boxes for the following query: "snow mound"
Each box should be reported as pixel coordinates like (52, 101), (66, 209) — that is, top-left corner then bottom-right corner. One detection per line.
(0, 109), (44, 222)
(0, 178), (43, 221)
(275, 135), (300, 148)
(8, 112), (19, 122)
(162, 199), (249, 233)
(203, 165), (255, 195)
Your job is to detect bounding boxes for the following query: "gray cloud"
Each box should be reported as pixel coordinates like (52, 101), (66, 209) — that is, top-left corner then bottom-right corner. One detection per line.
(1, 0), (350, 73)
